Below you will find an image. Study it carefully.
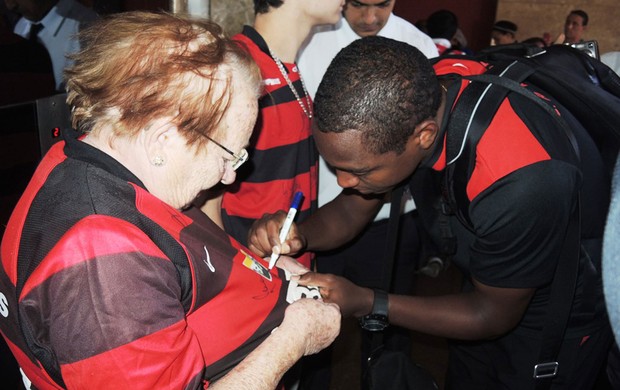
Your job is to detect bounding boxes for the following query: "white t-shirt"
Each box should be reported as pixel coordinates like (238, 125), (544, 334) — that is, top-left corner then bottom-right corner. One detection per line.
(297, 14), (438, 220)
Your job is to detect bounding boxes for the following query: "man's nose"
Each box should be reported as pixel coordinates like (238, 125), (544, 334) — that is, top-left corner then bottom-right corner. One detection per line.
(362, 7), (378, 25)
(336, 170), (360, 189)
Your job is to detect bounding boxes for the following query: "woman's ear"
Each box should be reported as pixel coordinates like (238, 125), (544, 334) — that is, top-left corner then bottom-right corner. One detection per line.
(142, 117), (178, 166)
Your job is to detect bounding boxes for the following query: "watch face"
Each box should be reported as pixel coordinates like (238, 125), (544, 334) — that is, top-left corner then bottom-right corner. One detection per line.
(360, 314), (389, 332)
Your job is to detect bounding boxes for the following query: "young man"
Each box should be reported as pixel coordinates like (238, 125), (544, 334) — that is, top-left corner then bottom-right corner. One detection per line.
(296, 2), (437, 381)
(425, 9), (464, 55)
(491, 20), (518, 45)
(563, 9), (588, 44)
(202, 0), (343, 270)
(250, 36), (613, 389)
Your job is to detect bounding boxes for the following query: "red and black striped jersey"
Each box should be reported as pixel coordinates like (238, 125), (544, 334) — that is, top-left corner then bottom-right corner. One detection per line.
(0, 135), (289, 389)
(222, 27), (318, 268)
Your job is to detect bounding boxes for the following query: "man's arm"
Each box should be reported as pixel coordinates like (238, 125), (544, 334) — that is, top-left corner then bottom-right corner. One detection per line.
(297, 272), (535, 340)
(247, 189), (383, 257)
(299, 189), (384, 251)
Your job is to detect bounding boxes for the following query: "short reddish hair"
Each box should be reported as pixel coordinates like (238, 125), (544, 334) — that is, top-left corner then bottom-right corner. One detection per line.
(65, 11), (261, 147)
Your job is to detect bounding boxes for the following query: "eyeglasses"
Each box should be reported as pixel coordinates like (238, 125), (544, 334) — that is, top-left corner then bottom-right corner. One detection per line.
(205, 136), (248, 171)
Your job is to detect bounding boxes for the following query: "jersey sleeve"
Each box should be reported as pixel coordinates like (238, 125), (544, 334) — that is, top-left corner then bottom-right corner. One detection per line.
(467, 159), (580, 288)
(20, 216), (206, 389)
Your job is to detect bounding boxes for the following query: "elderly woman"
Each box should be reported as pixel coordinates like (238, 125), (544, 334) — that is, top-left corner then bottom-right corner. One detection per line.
(0, 11), (339, 389)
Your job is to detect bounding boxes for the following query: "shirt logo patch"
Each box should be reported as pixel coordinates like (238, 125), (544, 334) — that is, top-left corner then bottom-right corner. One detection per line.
(241, 250), (272, 281)
(264, 78), (281, 86)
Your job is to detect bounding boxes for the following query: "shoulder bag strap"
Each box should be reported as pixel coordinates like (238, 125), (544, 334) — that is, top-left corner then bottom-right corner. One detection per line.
(370, 184), (405, 349)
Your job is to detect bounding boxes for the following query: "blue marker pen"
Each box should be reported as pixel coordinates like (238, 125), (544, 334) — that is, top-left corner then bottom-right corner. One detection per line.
(268, 191), (304, 269)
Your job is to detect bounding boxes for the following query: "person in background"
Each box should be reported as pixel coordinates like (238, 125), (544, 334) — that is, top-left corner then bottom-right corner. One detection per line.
(200, 0), (344, 272)
(0, 11), (340, 389)
(295, 1), (437, 387)
(425, 9), (463, 55)
(563, 9), (588, 44)
(603, 155), (620, 389)
(299, 0), (437, 97)
(601, 51), (620, 75)
(522, 36), (547, 48)
(0, 2), (54, 106)
(491, 20), (518, 45)
(451, 27), (473, 55)
(4, 0), (98, 91)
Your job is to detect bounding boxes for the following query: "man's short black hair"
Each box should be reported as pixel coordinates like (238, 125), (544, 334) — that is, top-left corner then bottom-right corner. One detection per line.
(426, 9), (459, 41)
(254, 0), (284, 14)
(569, 10), (589, 26)
(493, 20), (518, 35)
(314, 36), (442, 155)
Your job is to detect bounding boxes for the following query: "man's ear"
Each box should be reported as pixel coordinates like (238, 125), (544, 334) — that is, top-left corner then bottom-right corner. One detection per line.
(415, 120), (439, 150)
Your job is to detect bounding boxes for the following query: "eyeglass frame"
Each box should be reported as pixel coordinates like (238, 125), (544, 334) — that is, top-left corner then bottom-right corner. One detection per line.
(205, 136), (248, 171)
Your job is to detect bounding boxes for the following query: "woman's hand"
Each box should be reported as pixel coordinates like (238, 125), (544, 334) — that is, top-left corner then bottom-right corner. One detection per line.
(279, 298), (341, 356)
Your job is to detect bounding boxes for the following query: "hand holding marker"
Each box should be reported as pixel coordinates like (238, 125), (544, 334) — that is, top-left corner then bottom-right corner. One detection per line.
(269, 191), (304, 269)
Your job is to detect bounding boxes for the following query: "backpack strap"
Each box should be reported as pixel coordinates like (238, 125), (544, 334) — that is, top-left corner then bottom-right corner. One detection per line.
(533, 198), (581, 387)
(442, 59), (583, 388)
(443, 60), (538, 228)
(380, 184), (405, 292)
(369, 184), (405, 351)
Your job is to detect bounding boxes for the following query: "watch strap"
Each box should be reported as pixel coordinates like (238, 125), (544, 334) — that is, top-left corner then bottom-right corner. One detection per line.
(359, 289), (389, 332)
(371, 289), (389, 317)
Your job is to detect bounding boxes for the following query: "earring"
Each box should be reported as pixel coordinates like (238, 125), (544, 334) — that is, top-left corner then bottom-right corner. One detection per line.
(152, 156), (165, 166)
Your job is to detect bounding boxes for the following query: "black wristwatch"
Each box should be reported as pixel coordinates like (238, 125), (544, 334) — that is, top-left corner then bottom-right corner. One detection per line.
(359, 289), (389, 332)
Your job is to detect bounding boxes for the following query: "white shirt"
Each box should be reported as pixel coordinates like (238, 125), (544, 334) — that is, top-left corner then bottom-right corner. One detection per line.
(297, 14), (438, 220)
(13, 0), (99, 90)
(601, 51), (620, 76)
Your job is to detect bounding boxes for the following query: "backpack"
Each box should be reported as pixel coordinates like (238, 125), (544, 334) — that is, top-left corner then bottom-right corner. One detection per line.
(439, 44), (620, 226)
(429, 44), (620, 387)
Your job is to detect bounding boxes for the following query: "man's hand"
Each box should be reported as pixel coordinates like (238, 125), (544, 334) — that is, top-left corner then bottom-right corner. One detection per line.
(296, 272), (373, 318)
(247, 211), (307, 257)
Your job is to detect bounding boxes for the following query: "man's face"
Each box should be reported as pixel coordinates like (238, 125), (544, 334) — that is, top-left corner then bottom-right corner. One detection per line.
(491, 31), (515, 45)
(343, 0), (395, 37)
(313, 126), (420, 195)
(564, 13), (586, 43)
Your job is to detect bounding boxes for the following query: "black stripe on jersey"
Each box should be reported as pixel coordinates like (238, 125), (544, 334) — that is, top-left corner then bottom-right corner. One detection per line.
(23, 252), (183, 364)
(259, 79), (308, 110)
(236, 136), (317, 184)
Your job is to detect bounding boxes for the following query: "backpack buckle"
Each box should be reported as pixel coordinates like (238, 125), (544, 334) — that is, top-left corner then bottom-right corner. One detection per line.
(533, 362), (559, 379)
